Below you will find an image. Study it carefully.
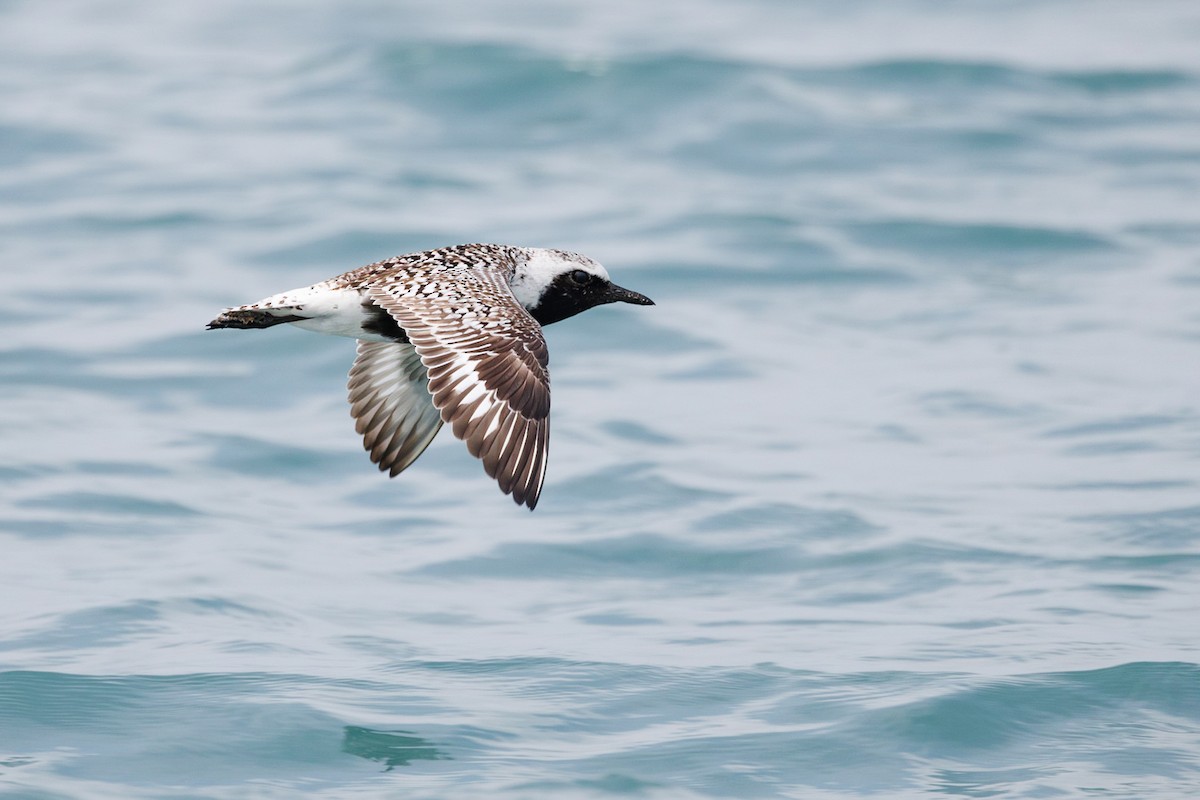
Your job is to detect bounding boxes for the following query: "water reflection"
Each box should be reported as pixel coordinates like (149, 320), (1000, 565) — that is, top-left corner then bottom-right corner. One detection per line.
(341, 726), (446, 771)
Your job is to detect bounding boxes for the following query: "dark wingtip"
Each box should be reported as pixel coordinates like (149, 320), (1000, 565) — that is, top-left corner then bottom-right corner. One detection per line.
(514, 489), (539, 511)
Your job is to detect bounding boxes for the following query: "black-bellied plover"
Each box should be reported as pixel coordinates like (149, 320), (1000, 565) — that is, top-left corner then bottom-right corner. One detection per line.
(207, 244), (654, 509)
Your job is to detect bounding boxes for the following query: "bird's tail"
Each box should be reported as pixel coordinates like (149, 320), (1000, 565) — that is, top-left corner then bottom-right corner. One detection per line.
(206, 307), (306, 330)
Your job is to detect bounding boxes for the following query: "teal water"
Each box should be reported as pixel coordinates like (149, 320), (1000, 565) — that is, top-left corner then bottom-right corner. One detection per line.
(3, 1), (1200, 797)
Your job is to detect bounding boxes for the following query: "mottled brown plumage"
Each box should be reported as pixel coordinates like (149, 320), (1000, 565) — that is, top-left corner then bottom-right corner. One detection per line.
(366, 266), (552, 508)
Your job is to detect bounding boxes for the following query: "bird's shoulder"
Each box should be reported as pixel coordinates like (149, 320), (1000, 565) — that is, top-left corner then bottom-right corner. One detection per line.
(330, 244), (521, 295)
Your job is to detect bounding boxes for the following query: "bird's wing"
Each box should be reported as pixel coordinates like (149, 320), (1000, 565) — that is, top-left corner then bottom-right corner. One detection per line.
(366, 267), (551, 509)
(348, 340), (445, 478)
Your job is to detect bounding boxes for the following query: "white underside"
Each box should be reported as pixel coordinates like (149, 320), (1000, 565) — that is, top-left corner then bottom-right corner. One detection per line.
(250, 285), (396, 343)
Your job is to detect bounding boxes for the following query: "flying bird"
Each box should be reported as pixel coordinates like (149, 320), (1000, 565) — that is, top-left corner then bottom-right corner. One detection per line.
(207, 243), (654, 509)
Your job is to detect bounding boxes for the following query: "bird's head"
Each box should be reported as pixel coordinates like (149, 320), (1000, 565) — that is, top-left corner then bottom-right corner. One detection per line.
(511, 247), (654, 326)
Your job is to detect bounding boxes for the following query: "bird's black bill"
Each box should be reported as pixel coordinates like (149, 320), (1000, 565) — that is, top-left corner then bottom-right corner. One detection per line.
(606, 283), (655, 306)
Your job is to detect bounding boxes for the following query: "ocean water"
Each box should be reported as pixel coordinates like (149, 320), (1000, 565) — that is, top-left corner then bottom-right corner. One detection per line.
(2, 0), (1200, 797)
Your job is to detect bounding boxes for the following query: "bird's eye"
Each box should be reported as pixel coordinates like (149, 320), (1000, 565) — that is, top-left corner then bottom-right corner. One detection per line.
(570, 269), (592, 285)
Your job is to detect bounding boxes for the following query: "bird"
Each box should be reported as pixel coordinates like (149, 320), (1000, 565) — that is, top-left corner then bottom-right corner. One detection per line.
(207, 243), (654, 510)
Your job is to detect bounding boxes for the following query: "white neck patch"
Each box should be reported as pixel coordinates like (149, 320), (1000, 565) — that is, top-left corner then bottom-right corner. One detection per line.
(509, 248), (610, 310)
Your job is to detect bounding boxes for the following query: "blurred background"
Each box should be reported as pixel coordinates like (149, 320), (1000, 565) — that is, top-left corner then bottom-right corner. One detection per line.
(1, 1), (1199, 797)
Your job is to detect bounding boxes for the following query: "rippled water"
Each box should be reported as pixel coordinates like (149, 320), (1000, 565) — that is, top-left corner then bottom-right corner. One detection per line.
(3, 1), (1200, 797)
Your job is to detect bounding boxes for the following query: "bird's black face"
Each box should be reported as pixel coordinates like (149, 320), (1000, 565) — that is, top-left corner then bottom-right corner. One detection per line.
(528, 268), (654, 326)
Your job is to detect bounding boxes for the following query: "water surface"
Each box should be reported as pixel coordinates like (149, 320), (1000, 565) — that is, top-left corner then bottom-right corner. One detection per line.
(2, 1), (1199, 797)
